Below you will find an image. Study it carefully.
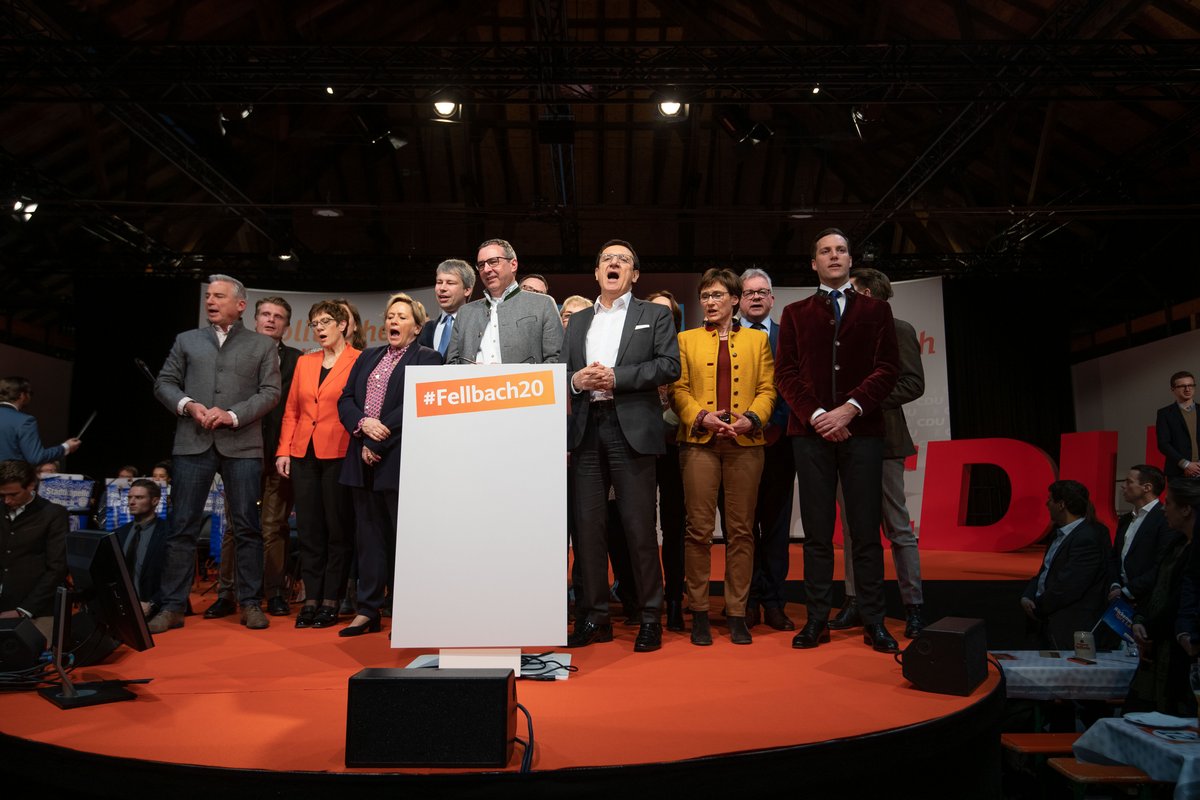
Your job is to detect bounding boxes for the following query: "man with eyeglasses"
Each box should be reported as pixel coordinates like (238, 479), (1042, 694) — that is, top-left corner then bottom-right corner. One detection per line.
(737, 269), (797, 632)
(1157, 371), (1200, 480)
(775, 228), (900, 654)
(445, 239), (563, 366)
(205, 296), (302, 621)
(564, 240), (680, 651)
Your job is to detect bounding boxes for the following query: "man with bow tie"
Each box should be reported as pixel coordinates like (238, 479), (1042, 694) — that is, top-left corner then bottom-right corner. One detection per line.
(775, 228), (900, 653)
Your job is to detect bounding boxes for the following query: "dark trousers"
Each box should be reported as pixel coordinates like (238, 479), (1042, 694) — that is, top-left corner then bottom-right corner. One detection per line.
(749, 437), (795, 610)
(351, 485), (397, 621)
(657, 443), (686, 601)
(292, 455), (351, 604)
(571, 404), (664, 625)
(159, 447), (263, 611)
(217, 467), (292, 600)
(793, 435), (886, 624)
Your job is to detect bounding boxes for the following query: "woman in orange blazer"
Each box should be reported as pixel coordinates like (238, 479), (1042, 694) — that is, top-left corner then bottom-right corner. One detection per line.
(276, 300), (361, 629)
(672, 268), (776, 647)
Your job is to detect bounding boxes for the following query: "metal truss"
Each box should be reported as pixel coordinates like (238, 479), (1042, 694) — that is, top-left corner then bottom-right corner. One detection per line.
(1, 40), (1198, 105)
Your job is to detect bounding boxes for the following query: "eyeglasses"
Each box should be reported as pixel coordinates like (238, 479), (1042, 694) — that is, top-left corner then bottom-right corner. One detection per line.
(1175, 383), (1197, 390)
(599, 252), (634, 265)
(476, 256), (513, 271)
(699, 291), (729, 302)
(742, 288), (771, 298)
(308, 317), (338, 330)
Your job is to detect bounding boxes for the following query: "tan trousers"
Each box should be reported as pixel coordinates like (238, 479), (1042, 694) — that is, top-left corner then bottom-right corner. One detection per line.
(680, 439), (764, 616)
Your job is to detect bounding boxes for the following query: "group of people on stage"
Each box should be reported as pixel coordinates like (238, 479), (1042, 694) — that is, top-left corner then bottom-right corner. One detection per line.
(3, 227), (935, 653)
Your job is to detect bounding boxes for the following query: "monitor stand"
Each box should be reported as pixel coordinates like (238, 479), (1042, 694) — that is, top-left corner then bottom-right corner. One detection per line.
(37, 586), (139, 709)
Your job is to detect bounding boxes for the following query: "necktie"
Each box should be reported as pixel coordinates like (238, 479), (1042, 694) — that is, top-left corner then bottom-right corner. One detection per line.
(829, 289), (843, 325)
(437, 315), (454, 356)
(750, 321), (766, 331)
(125, 524), (143, 569)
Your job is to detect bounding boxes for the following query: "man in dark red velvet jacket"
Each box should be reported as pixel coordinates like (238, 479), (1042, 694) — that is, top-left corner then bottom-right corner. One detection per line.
(775, 228), (900, 653)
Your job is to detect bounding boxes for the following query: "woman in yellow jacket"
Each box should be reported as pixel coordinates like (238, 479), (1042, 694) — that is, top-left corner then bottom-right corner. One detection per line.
(672, 268), (776, 646)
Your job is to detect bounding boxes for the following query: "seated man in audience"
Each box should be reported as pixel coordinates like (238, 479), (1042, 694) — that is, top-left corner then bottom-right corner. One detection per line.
(37, 460), (61, 476)
(0, 459), (68, 640)
(117, 465), (138, 479)
(115, 478), (169, 617)
(1108, 464), (1179, 608)
(1020, 480), (1111, 650)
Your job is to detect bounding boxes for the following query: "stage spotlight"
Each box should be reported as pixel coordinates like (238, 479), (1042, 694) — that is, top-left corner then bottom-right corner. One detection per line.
(659, 101), (682, 117)
(271, 248), (297, 263)
(812, 85), (821, 95)
(852, 107), (865, 141)
(239, 105), (253, 120)
(652, 89), (688, 120)
(432, 95), (462, 122)
(11, 196), (37, 222)
(717, 106), (772, 146)
(325, 86), (335, 95)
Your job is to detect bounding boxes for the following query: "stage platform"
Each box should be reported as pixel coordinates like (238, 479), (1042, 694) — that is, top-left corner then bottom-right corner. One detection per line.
(0, 569), (1005, 798)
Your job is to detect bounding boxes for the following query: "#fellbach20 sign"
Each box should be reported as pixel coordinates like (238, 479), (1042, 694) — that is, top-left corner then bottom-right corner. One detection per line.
(414, 371), (557, 417)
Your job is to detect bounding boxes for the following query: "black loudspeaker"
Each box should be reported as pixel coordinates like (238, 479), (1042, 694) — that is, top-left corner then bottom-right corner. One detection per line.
(901, 616), (988, 696)
(345, 668), (517, 767)
(0, 618), (47, 671)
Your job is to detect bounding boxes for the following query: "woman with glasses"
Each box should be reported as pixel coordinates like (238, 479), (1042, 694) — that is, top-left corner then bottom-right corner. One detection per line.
(337, 293), (443, 636)
(671, 269), (776, 646)
(275, 301), (361, 629)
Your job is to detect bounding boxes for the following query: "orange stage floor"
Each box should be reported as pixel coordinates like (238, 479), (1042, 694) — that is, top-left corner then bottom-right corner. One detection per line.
(0, 594), (999, 777)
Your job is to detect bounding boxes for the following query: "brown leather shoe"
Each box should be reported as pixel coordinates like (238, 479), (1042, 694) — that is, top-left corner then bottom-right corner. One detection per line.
(147, 610), (185, 634)
(240, 604), (270, 630)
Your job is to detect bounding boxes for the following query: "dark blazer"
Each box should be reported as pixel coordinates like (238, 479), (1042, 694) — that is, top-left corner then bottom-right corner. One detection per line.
(153, 321), (282, 458)
(1157, 403), (1200, 479)
(775, 289), (899, 438)
(338, 343), (444, 492)
(417, 312), (445, 350)
(882, 318), (925, 459)
(1023, 518), (1111, 650)
(260, 342), (302, 461)
(115, 517), (169, 608)
(0, 495), (68, 617)
(1107, 503), (1181, 603)
(566, 298), (680, 456)
(0, 405), (68, 465)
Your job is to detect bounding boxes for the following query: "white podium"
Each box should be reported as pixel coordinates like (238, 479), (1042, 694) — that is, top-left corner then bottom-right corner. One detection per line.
(391, 364), (567, 655)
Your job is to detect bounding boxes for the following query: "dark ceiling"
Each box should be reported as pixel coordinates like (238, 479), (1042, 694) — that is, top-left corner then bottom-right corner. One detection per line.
(2, 0), (1200, 355)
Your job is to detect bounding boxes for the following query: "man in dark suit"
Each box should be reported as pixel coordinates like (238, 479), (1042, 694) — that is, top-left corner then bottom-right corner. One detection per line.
(115, 478), (169, 617)
(565, 239), (680, 652)
(1157, 371), (1200, 480)
(1108, 464), (1180, 608)
(831, 268), (928, 639)
(205, 297), (302, 619)
(737, 268), (796, 632)
(445, 238), (563, 366)
(417, 258), (476, 357)
(776, 228), (900, 653)
(147, 274), (281, 634)
(0, 459), (67, 640)
(0, 377), (81, 465)
(1022, 480), (1111, 650)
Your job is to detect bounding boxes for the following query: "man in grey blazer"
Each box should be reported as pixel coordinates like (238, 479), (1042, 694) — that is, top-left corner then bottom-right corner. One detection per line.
(565, 239), (680, 652)
(147, 274), (281, 633)
(444, 238), (563, 365)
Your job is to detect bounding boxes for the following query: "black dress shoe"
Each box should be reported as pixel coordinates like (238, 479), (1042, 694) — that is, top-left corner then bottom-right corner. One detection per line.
(728, 615), (753, 645)
(267, 596), (290, 617)
(665, 600), (685, 632)
(792, 620), (830, 649)
(904, 604), (925, 639)
(566, 620), (613, 648)
(633, 622), (662, 652)
(203, 596), (237, 619)
(338, 617), (382, 637)
(764, 607), (795, 631)
(312, 606), (339, 628)
(690, 611), (713, 646)
(294, 605), (318, 628)
(745, 606), (761, 628)
(864, 622), (900, 653)
(827, 597), (862, 630)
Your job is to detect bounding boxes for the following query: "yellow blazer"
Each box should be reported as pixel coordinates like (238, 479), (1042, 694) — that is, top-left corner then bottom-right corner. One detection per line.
(672, 325), (776, 446)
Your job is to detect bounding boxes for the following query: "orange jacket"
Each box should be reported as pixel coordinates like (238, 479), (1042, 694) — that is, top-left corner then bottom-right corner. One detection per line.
(276, 347), (361, 459)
